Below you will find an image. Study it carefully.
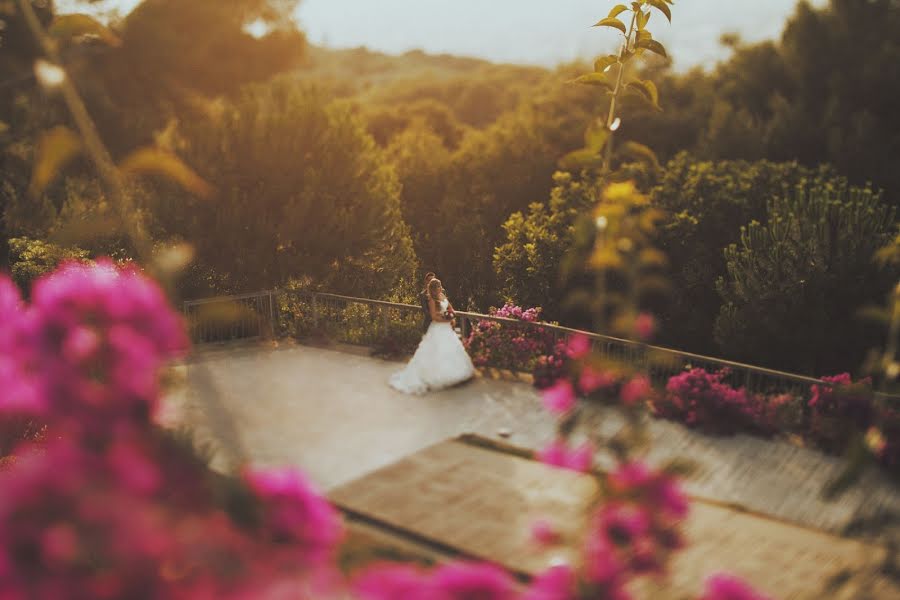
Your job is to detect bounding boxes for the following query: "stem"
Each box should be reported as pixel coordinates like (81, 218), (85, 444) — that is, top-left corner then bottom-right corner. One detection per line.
(602, 9), (639, 174)
(16, 0), (152, 264)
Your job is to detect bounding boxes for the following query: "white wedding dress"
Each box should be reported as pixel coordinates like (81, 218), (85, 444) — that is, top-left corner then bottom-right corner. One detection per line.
(389, 299), (476, 394)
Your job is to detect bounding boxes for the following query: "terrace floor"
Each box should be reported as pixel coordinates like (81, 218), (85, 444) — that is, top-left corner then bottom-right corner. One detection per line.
(163, 339), (900, 536)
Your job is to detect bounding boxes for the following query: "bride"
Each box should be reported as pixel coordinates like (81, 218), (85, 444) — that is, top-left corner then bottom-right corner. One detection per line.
(389, 278), (475, 394)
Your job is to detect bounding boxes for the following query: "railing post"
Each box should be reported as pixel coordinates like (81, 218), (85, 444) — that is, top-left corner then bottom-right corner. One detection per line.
(311, 293), (319, 329)
(267, 291), (276, 339)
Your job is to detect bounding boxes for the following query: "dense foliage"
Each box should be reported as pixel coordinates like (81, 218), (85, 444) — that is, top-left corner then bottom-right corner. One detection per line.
(715, 183), (897, 375)
(3, 0), (899, 374)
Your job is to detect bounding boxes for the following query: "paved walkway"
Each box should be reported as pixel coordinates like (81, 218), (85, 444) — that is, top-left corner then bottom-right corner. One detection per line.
(163, 341), (900, 536)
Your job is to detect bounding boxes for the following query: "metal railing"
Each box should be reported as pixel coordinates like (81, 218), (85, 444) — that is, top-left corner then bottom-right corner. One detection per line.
(182, 289), (898, 402)
(183, 291), (277, 344)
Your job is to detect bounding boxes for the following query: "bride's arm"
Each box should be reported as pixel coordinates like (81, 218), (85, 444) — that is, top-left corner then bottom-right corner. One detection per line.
(428, 296), (445, 322)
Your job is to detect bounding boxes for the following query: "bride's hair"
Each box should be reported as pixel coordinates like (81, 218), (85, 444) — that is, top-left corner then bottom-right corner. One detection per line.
(427, 278), (444, 301)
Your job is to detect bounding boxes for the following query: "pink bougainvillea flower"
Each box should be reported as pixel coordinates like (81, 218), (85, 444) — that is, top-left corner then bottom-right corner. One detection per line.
(578, 366), (617, 394)
(243, 467), (342, 564)
(523, 564), (577, 600)
(106, 439), (162, 496)
(530, 518), (561, 547)
(608, 461), (689, 520)
(582, 537), (628, 598)
(567, 440), (595, 472)
(701, 573), (773, 600)
(354, 564), (433, 600)
(537, 440), (594, 473)
(597, 504), (650, 547)
(634, 313), (656, 341)
(620, 375), (651, 406)
(431, 562), (518, 600)
(542, 380), (576, 414)
(565, 334), (591, 359)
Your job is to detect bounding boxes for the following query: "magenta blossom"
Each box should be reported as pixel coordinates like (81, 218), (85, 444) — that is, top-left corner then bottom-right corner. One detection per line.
(620, 376), (651, 406)
(598, 504), (650, 547)
(701, 573), (773, 600)
(14, 261), (189, 432)
(523, 565), (577, 600)
(565, 334), (591, 359)
(531, 519), (561, 547)
(431, 562), (518, 600)
(634, 313), (656, 341)
(355, 564), (434, 600)
(537, 440), (594, 473)
(578, 367), (617, 394)
(243, 467), (342, 564)
(542, 380), (576, 414)
(608, 462), (689, 521)
(582, 537), (629, 599)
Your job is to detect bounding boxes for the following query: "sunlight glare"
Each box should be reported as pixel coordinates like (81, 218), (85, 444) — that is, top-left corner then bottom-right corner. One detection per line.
(34, 60), (66, 88)
(243, 18), (270, 40)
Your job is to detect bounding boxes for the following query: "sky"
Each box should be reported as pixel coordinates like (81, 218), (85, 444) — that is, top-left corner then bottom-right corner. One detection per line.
(58, 0), (829, 72)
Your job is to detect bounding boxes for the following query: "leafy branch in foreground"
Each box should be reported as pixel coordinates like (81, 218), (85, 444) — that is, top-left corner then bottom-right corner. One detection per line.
(562, 0), (674, 175)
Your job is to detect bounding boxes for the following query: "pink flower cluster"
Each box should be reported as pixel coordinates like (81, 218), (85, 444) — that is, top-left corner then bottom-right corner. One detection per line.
(808, 373), (874, 452)
(653, 368), (779, 436)
(808, 373), (898, 467)
(2, 261), (187, 435)
(536, 438), (595, 473)
(356, 561), (518, 600)
(701, 573), (774, 600)
(529, 462), (691, 600)
(588, 462), (689, 584)
(465, 303), (556, 371)
(0, 262), (343, 597)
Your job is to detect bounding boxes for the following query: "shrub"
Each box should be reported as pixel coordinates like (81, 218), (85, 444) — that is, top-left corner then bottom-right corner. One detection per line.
(464, 303), (556, 371)
(807, 374), (875, 454)
(531, 342), (568, 390)
(654, 368), (788, 436)
(370, 322), (423, 359)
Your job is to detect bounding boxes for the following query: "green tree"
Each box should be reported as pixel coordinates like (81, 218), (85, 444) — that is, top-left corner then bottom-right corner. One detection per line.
(8, 236), (89, 293)
(169, 80), (416, 296)
(71, 0), (307, 156)
(494, 172), (599, 316)
(652, 153), (844, 355)
(703, 0), (900, 198)
(386, 121), (451, 275)
(715, 183), (897, 375)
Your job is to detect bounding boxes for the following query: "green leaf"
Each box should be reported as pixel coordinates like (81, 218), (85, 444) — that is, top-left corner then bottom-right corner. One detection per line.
(637, 10), (651, 30)
(636, 38), (668, 58)
(592, 17), (627, 34)
(118, 147), (214, 198)
(636, 29), (652, 42)
(593, 54), (618, 73)
(625, 78), (661, 110)
(29, 126), (83, 198)
(570, 72), (614, 90)
(619, 141), (660, 170)
(558, 148), (604, 172)
(608, 4), (628, 19)
(49, 14), (122, 46)
(647, 0), (672, 23)
(584, 125), (609, 152)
